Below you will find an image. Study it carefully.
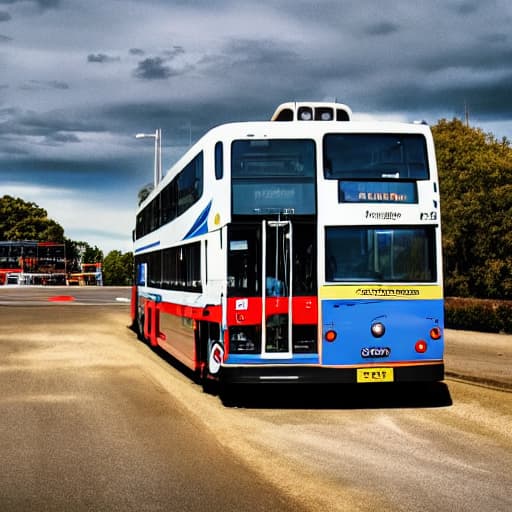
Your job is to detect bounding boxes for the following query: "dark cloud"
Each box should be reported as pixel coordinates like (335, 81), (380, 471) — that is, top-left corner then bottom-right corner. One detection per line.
(0, 158), (142, 191)
(364, 22), (400, 36)
(87, 53), (120, 63)
(102, 95), (289, 149)
(133, 57), (185, 80)
(417, 42), (512, 74)
(0, 107), (105, 139)
(374, 71), (512, 122)
(44, 80), (69, 90)
(480, 33), (508, 44)
(198, 38), (302, 82)
(129, 48), (145, 56)
(196, 38), (323, 105)
(162, 45), (185, 59)
(0, 0), (61, 8)
(252, 0), (344, 27)
(101, 101), (199, 142)
(0, 106), (17, 116)
(19, 80), (70, 90)
(43, 132), (81, 144)
(159, 0), (223, 4)
(36, 0), (60, 7)
(0, 11), (11, 21)
(0, 33), (11, 42)
(228, 38), (297, 67)
(453, 0), (480, 15)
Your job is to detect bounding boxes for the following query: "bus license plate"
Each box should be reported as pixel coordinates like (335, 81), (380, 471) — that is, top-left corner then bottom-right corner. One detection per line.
(357, 368), (394, 383)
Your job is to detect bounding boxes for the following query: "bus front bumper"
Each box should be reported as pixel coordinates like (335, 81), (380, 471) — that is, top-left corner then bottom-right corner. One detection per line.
(221, 362), (444, 385)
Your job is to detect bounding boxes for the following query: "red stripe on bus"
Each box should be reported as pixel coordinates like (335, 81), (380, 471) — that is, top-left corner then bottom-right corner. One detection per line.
(227, 296), (318, 325)
(158, 301), (222, 322)
(139, 296), (317, 328)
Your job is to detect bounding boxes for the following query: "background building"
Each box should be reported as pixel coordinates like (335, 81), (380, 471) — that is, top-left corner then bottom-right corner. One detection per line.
(0, 241), (77, 285)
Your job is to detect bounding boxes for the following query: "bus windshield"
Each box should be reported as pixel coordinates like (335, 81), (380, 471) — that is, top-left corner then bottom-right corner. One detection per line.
(232, 139), (315, 178)
(325, 227), (436, 282)
(231, 139), (316, 215)
(323, 134), (429, 180)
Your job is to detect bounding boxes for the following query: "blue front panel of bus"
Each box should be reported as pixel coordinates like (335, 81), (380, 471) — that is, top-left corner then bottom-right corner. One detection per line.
(321, 299), (444, 365)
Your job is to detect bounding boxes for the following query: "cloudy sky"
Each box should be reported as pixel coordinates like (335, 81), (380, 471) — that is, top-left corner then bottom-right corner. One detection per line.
(1, 0), (511, 254)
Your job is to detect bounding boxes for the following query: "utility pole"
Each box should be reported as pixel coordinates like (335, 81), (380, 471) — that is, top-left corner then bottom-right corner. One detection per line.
(135, 129), (162, 188)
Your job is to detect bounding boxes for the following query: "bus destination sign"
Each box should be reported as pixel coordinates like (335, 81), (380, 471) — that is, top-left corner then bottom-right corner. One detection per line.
(339, 181), (417, 204)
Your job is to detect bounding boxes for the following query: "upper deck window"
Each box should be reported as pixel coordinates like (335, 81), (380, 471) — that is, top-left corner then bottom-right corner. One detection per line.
(177, 152), (203, 216)
(215, 142), (223, 179)
(231, 139), (316, 215)
(323, 134), (429, 180)
(136, 151), (203, 239)
(232, 139), (315, 178)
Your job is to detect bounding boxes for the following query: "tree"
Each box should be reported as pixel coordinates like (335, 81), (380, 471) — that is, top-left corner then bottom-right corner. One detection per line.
(65, 239), (103, 272)
(138, 183), (153, 205)
(432, 119), (512, 298)
(103, 250), (133, 285)
(82, 244), (104, 264)
(0, 196), (134, 284)
(65, 238), (82, 272)
(0, 195), (64, 242)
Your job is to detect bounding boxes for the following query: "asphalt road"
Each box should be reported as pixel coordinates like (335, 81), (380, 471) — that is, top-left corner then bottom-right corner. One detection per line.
(0, 285), (131, 305)
(1, 287), (511, 511)
(0, 302), (302, 512)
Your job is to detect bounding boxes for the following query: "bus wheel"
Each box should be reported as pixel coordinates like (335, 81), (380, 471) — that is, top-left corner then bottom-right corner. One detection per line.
(200, 363), (220, 395)
(201, 341), (223, 394)
(218, 379), (239, 407)
(201, 373), (219, 395)
(136, 306), (147, 343)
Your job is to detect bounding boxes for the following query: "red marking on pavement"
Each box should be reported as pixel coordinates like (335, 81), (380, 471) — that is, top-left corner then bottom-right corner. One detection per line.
(48, 295), (75, 302)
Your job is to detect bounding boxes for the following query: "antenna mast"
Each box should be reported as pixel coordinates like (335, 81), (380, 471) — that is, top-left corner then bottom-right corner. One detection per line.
(464, 101), (470, 127)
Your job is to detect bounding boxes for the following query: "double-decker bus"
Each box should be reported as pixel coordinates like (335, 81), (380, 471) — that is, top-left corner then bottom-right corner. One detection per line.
(131, 101), (444, 389)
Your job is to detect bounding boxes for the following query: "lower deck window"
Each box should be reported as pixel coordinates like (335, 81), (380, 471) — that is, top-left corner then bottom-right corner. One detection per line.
(135, 241), (202, 291)
(325, 226), (436, 282)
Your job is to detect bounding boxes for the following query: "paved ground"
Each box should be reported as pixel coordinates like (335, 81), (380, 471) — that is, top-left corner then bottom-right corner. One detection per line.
(1, 286), (510, 388)
(0, 289), (511, 512)
(0, 305), (304, 512)
(444, 329), (512, 389)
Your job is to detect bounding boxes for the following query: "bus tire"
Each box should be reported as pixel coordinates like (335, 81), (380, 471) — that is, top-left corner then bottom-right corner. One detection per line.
(218, 380), (239, 407)
(201, 373), (219, 395)
(201, 339), (223, 394)
(136, 304), (147, 343)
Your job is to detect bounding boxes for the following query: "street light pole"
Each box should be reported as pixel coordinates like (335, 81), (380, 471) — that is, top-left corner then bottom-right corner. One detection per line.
(135, 129), (162, 188)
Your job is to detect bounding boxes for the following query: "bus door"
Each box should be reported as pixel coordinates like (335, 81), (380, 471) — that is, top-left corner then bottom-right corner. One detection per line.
(262, 219), (293, 358)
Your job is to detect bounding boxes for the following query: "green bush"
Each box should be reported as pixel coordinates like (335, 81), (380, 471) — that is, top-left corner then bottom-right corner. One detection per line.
(496, 304), (512, 334)
(445, 298), (512, 333)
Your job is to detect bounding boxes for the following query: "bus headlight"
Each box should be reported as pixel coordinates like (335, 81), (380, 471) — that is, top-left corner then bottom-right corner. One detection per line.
(371, 322), (386, 338)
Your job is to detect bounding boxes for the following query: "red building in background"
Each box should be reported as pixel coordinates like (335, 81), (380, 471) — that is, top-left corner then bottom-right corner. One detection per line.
(0, 241), (66, 285)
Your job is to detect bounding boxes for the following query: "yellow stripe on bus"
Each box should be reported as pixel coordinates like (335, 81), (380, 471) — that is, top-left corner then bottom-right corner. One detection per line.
(320, 284), (443, 300)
